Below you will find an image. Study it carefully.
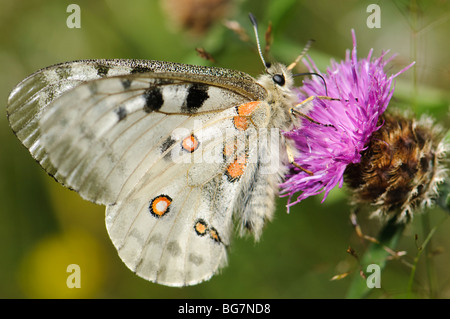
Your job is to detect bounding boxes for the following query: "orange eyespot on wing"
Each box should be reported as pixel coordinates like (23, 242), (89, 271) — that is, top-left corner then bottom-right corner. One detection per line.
(237, 101), (261, 116)
(225, 154), (248, 182)
(233, 116), (250, 131)
(194, 219), (208, 236)
(233, 101), (261, 131)
(181, 134), (200, 152)
(149, 195), (172, 218)
(193, 219), (222, 244)
(209, 227), (221, 243)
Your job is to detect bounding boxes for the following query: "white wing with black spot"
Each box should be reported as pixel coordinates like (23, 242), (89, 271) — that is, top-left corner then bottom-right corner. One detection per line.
(7, 59), (266, 186)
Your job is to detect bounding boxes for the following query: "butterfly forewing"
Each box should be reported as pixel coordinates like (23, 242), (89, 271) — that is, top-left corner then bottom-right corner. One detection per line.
(7, 59), (266, 186)
(7, 60), (143, 183)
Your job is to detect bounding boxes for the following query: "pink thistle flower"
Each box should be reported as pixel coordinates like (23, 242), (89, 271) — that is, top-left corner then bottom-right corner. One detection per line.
(280, 30), (414, 210)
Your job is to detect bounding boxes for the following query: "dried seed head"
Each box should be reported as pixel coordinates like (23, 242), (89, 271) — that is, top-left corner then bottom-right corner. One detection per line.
(161, 0), (231, 35)
(344, 112), (448, 223)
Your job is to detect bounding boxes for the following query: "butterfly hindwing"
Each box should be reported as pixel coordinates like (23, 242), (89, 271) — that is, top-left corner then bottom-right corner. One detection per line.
(104, 123), (270, 285)
(105, 161), (236, 285)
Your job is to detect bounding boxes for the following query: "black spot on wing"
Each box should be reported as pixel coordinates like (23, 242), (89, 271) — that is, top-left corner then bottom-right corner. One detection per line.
(120, 78), (132, 89)
(160, 136), (176, 156)
(131, 66), (151, 74)
(143, 87), (164, 113)
(96, 64), (110, 77)
(55, 65), (71, 79)
(182, 83), (209, 113)
(114, 106), (127, 121)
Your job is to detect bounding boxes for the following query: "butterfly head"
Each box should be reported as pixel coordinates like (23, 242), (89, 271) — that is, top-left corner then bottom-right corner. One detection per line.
(264, 61), (294, 89)
(257, 61), (296, 105)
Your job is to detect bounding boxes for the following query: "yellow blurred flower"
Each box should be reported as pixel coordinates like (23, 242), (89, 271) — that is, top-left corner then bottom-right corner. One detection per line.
(18, 229), (106, 298)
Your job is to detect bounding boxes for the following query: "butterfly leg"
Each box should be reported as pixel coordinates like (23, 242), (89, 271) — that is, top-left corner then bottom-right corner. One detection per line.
(295, 94), (340, 107)
(290, 95), (339, 129)
(285, 95), (339, 175)
(285, 141), (313, 176)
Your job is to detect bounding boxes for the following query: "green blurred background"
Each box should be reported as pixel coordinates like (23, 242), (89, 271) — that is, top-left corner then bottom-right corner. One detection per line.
(0, 0), (449, 298)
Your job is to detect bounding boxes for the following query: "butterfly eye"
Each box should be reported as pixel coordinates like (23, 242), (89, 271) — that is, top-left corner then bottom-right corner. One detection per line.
(265, 62), (272, 68)
(273, 74), (285, 86)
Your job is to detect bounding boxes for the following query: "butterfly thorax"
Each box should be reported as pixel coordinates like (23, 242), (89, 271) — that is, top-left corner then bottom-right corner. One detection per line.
(256, 63), (297, 131)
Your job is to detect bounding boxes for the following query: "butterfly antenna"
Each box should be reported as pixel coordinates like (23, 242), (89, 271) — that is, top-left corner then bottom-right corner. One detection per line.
(293, 72), (329, 97)
(287, 39), (315, 71)
(248, 13), (268, 70)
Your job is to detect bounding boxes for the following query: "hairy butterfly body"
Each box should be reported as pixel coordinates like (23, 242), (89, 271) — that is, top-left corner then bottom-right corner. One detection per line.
(7, 18), (303, 286)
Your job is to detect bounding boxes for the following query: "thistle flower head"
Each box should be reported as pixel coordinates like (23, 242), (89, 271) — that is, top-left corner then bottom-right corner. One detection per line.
(345, 112), (448, 222)
(280, 30), (414, 210)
